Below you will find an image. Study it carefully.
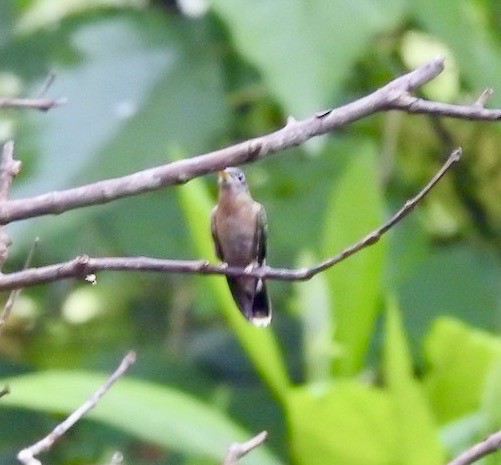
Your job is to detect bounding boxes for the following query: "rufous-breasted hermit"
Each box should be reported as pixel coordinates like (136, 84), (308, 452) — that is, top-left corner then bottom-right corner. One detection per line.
(211, 167), (271, 326)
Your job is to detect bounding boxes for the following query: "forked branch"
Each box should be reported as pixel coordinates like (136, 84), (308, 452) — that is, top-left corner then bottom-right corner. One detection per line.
(0, 57), (498, 225)
(0, 148), (460, 291)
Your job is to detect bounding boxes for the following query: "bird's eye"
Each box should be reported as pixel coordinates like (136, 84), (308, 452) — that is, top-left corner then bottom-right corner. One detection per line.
(236, 172), (245, 182)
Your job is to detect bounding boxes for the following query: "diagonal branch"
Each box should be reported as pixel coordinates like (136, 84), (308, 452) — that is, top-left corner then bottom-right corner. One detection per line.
(17, 351), (136, 465)
(446, 430), (501, 465)
(0, 148), (460, 291)
(222, 431), (268, 465)
(0, 237), (39, 335)
(0, 57), (498, 225)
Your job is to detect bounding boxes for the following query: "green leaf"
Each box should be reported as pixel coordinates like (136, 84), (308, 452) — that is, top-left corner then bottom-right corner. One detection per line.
(482, 360), (501, 431)
(396, 244), (500, 346)
(16, 0), (145, 33)
(177, 171), (290, 400)
(286, 381), (396, 465)
(424, 317), (501, 423)
(481, 361), (501, 465)
(322, 141), (385, 375)
(0, 370), (282, 465)
(383, 296), (444, 465)
(294, 250), (336, 384)
(212, 0), (406, 117)
(400, 30), (459, 102)
(413, 0), (501, 107)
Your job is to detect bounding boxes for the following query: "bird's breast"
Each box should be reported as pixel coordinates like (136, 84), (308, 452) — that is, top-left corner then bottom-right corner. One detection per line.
(216, 202), (258, 266)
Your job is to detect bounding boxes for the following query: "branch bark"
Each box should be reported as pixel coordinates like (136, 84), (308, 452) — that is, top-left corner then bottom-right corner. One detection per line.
(446, 430), (501, 465)
(17, 351), (136, 465)
(0, 71), (66, 112)
(0, 238), (39, 334)
(0, 97), (66, 111)
(0, 57), (498, 225)
(0, 147), (460, 290)
(0, 140), (20, 265)
(222, 431), (268, 465)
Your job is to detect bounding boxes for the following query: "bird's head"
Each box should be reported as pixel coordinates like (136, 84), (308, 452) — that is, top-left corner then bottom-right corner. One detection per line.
(217, 167), (249, 194)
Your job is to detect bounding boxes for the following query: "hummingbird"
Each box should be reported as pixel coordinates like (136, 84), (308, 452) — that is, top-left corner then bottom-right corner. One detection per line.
(211, 167), (271, 326)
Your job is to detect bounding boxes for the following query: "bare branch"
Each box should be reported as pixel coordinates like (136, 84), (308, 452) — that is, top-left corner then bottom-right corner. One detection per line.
(446, 430), (501, 465)
(35, 72), (57, 99)
(0, 148), (460, 291)
(0, 71), (65, 111)
(0, 140), (21, 202)
(17, 351), (136, 465)
(474, 88), (494, 107)
(0, 97), (66, 111)
(0, 237), (39, 335)
(0, 57), (498, 225)
(0, 140), (21, 267)
(222, 431), (268, 465)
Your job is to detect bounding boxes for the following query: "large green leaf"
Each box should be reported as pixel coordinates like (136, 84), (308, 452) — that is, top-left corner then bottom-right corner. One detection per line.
(211, 0), (406, 117)
(322, 141), (385, 375)
(396, 245), (500, 348)
(294, 250), (335, 384)
(286, 381), (396, 465)
(423, 317), (501, 423)
(383, 296), (444, 465)
(0, 370), (282, 465)
(177, 170), (290, 400)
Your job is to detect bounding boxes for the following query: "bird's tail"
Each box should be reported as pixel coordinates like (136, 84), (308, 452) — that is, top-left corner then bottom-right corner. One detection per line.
(226, 277), (272, 326)
(250, 279), (271, 327)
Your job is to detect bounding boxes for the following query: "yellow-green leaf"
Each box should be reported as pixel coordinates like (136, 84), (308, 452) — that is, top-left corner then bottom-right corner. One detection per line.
(384, 296), (444, 465)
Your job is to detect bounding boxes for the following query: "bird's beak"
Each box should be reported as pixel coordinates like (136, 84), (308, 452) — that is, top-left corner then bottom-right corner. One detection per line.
(218, 169), (228, 180)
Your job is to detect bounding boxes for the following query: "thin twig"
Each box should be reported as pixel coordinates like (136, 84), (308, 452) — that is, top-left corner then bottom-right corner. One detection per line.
(0, 71), (64, 111)
(17, 351), (136, 465)
(222, 431), (268, 465)
(299, 147), (461, 278)
(105, 452), (124, 465)
(474, 88), (494, 108)
(0, 385), (10, 398)
(0, 237), (39, 335)
(0, 148), (460, 291)
(35, 72), (57, 99)
(446, 430), (501, 465)
(0, 57), (498, 225)
(0, 97), (66, 111)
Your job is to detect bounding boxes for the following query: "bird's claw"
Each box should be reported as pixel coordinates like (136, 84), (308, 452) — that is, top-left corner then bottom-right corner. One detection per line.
(244, 263), (256, 274)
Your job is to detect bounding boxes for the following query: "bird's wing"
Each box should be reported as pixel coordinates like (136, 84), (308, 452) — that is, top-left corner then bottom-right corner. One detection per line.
(250, 203), (271, 326)
(254, 203), (267, 266)
(210, 206), (224, 261)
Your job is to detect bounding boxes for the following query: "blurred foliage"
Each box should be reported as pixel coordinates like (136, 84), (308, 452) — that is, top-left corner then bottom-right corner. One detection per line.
(0, 0), (500, 465)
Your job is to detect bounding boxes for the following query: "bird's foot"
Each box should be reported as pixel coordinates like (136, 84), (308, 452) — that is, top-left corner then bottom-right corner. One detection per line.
(244, 263), (256, 274)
